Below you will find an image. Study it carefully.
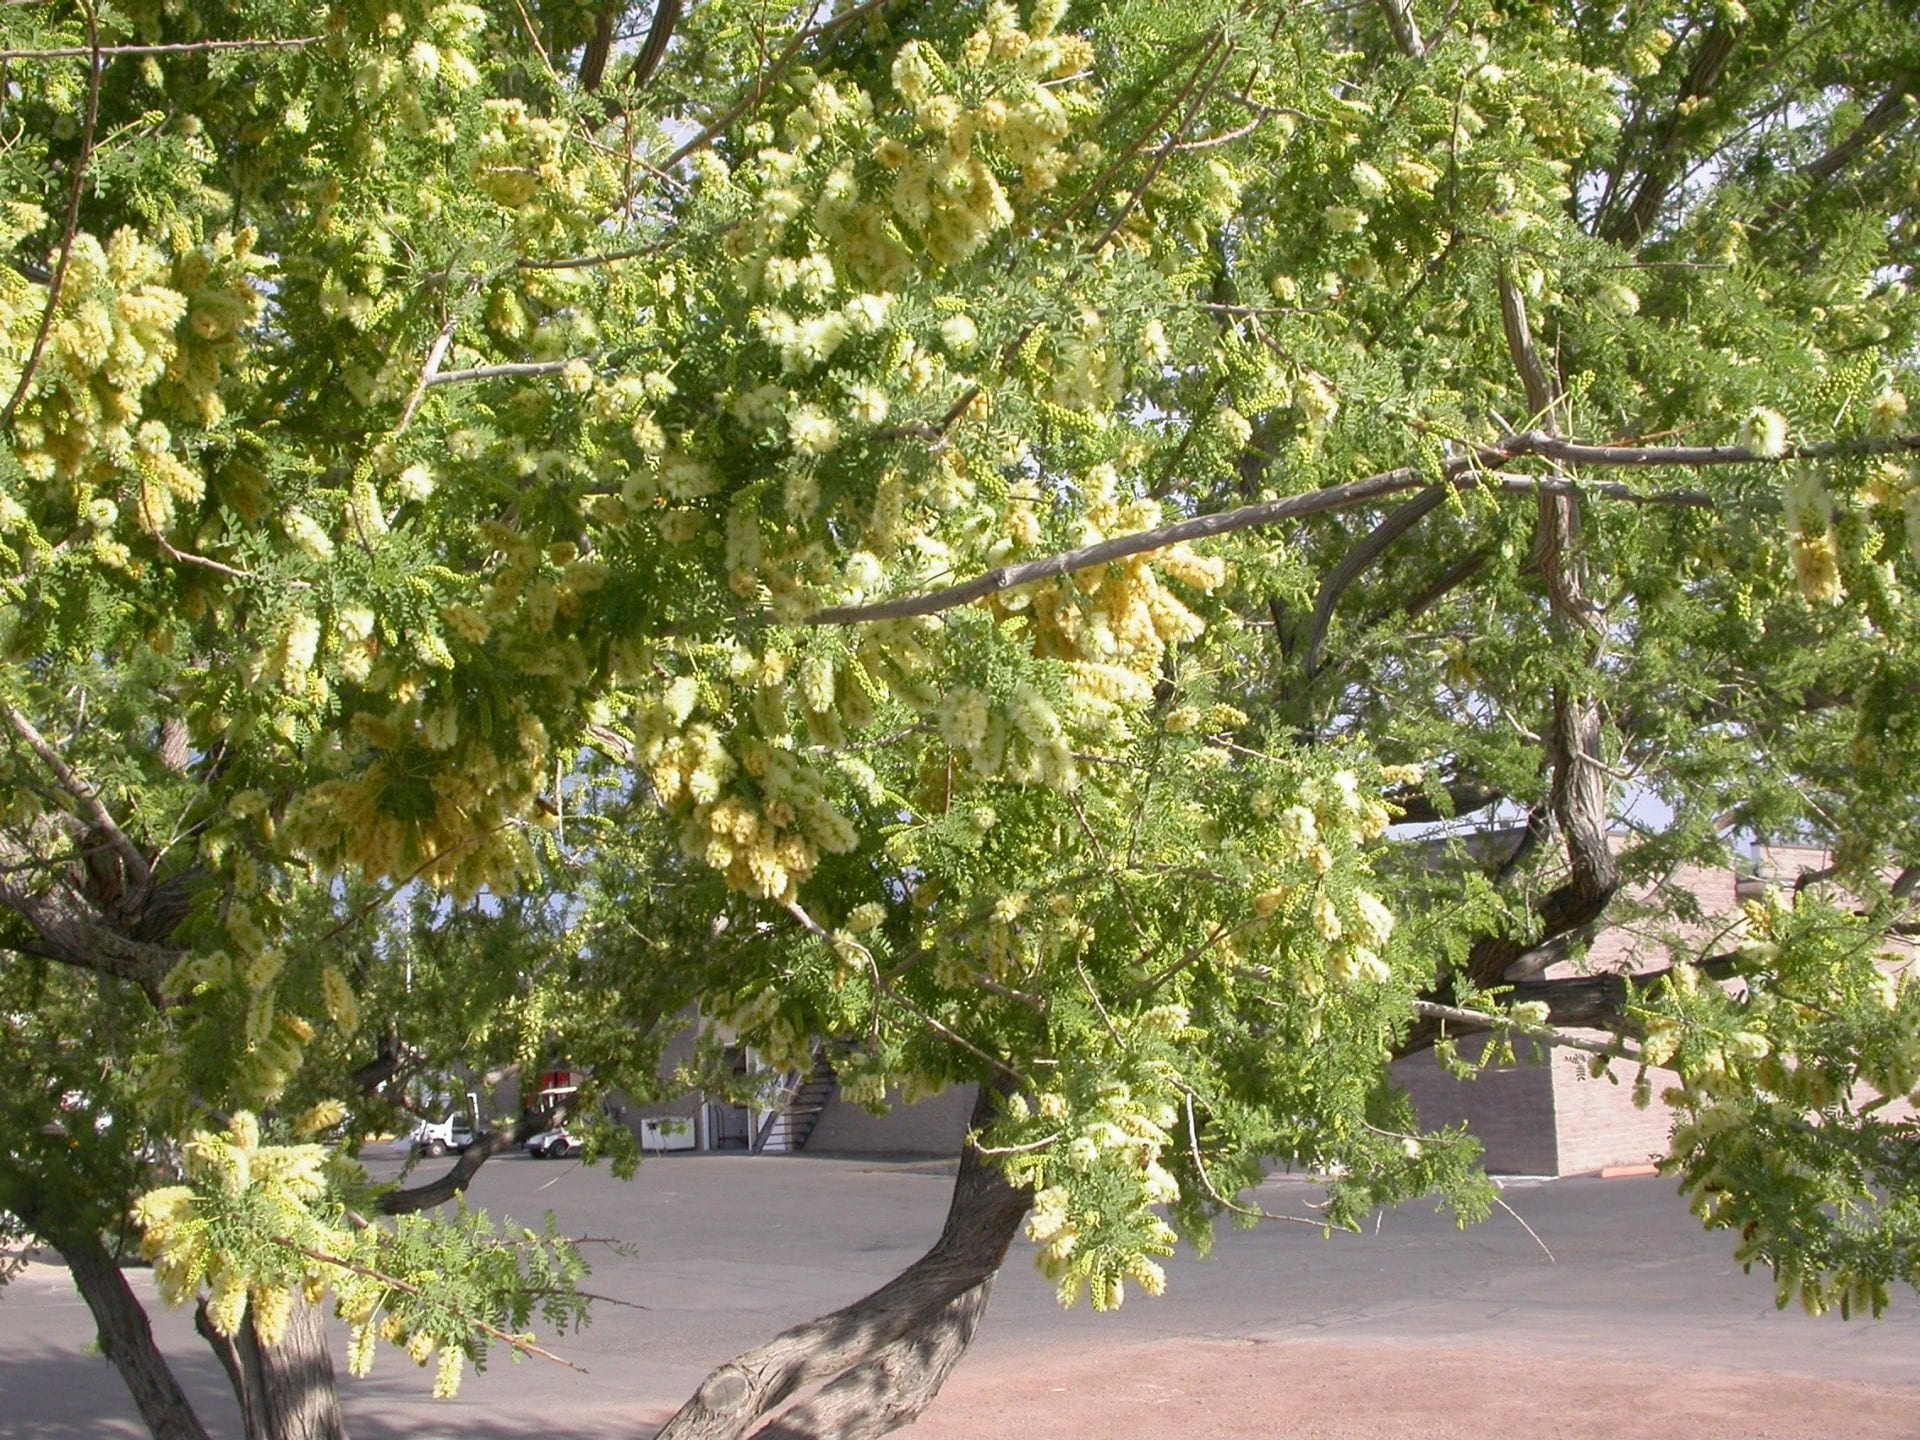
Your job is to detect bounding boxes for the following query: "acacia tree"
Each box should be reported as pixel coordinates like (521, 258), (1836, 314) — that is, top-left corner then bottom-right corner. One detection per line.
(3, 0), (1920, 1436)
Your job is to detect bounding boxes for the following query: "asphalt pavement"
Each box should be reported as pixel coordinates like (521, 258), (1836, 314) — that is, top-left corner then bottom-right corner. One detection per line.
(5, 1147), (1917, 1439)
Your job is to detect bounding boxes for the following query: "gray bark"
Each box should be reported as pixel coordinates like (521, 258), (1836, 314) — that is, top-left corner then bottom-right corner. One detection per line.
(197, 1292), (348, 1440)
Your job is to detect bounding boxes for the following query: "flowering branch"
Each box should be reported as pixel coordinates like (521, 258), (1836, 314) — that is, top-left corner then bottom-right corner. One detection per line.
(807, 429), (1919, 626)
(281, 1242), (588, 1373)
(1, 0), (100, 430)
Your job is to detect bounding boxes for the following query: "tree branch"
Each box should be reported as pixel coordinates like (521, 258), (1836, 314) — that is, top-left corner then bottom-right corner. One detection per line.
(1376, 0), (1424, 60)
(1090, 39), (1237, 253)
(659, 0), (892, 171)
(283, 1241), (587, 1373)
(1755, 88), (1918, 234)
(3, 704), (150, 902)
(1599, 23), (1740, 246)
(1301, 487), (1450, 676)
(376, 1121), (536, 1215)
(423, 358), (585, 387)
(1410, 998), (1640, 1061)
(614, 0), (680, 93)
(808, 421), (1920, 626)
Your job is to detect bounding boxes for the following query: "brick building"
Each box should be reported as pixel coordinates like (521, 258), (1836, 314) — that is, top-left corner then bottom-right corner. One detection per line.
(572, 843), (1901, 1176)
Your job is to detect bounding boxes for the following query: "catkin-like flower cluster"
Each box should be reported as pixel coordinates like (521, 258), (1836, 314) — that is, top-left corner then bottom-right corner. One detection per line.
(3, 223), (260, 564)
(989, 467), (1227, 726)
(132, 1113), (337, 1345)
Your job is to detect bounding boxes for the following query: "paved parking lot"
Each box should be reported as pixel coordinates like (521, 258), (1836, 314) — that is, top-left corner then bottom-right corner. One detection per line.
(7, 1149), (1919, 1438)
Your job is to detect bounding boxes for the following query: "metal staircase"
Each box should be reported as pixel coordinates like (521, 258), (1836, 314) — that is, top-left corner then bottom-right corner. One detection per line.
(753, 1045), (839, 1153)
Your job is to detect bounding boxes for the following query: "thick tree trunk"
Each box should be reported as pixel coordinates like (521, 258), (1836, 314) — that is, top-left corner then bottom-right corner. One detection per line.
(656, 1087), (1029, 1440)
(197, 1292), (348, 1440)
(754, 1279), (996, 1440)
(58, 1227), (215, 1440)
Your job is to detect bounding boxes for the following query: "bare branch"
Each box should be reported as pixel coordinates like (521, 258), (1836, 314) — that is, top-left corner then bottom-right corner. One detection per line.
(575, 0), (619, 91)
(1301, 487), (1450, 675)
(1499, 273), (1560, 429)
(394, 286), (473, 436)
(1182, 1090), (1344, 1228)
(424, 358), (585, 387)
(1599, 23), (1740, 246)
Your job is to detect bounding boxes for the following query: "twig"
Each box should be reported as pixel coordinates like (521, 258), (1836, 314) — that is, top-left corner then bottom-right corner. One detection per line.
(1410, 998), (1640, 1062)
(1492, 1193), (1555, 1263)
(1091, 40), (1237, 253)
(395, 286), (474, 436)
(147, 533), (255, 581)
(1149, 117), (1262, 154)
(515, 243), (670, 272)
(969, 1131), (1062, 1157)
(507, 0), (564, 87)
(1, 0), (101, 429)
(1053, 33), (1226, 233)
(1129, 917), (1252, 1002)
(659, 0), (891, 170)
(0, 34), (321, 60)
(1183, 1091), (1337, 1228)
(282, 1242), (588, 1373)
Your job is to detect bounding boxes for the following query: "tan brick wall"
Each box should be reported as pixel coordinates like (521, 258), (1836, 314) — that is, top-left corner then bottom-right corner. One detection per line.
(806, 1083), (977, 1156)
(1392, 1043), (1559, 1175)
(1548, 1037), (1676, 1175)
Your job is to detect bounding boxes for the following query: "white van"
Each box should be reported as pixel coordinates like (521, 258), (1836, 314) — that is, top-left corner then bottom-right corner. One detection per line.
(410, 1093), (479, 1156)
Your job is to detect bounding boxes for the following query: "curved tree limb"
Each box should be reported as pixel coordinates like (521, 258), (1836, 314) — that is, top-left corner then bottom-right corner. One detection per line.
(378, 1114), (546, 1215)
(1753, 87), (1919, 237)
(1301, 487), (1451, 677)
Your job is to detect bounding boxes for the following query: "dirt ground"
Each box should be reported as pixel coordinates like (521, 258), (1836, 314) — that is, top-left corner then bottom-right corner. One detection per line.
(903, 1335), (1920, 1439)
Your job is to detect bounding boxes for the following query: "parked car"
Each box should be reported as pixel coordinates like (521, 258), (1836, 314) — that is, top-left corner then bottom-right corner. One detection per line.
(524, 1126), (579, 1159)
(410, 1111), (476, 1157)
